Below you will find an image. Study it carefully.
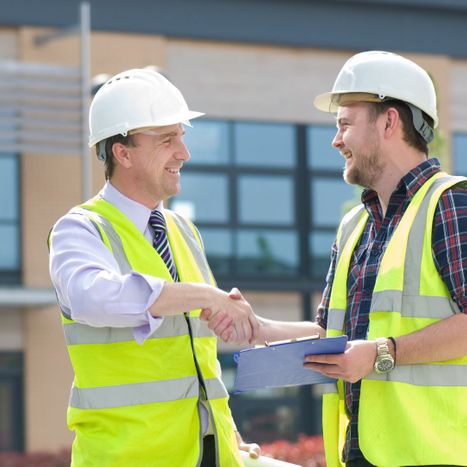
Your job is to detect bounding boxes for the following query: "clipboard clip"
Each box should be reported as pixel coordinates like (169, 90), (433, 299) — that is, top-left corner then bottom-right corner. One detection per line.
(264, 334), (321, 347)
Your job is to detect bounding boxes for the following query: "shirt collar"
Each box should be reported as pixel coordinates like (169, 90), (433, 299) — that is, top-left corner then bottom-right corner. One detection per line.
(361, 157), (442, 207)
(100, 182), (164, 234)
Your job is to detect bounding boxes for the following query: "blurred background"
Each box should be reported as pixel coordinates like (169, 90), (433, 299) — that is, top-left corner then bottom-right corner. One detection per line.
(1, 0), (467, 457)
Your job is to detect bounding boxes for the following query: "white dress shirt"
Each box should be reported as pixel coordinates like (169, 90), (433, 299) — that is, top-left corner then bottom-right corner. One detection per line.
(49, 182), (167, 343)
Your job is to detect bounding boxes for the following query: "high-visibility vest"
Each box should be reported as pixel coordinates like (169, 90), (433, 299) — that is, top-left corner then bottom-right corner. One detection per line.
(54, 197), (242, 467)
(322, 172), (467, 466)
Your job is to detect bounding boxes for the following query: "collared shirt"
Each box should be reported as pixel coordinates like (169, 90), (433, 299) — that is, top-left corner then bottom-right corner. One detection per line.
(316, 158), (467, 461)
(49, 181), (165, 344)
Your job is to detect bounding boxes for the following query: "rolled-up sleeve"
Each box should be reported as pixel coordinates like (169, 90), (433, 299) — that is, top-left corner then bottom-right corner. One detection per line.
(49, 212), (165, 342)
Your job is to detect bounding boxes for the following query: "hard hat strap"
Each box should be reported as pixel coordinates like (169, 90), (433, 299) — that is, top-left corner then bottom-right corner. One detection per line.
(97, 140), (107, 162)
(406, 103), (434, 144)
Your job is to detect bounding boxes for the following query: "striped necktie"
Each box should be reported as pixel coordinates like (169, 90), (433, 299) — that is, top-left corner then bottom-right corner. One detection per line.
(148, 210), (179, 281)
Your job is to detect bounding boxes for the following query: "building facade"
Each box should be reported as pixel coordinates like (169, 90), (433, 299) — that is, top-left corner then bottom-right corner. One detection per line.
(1, 0), (467, 453)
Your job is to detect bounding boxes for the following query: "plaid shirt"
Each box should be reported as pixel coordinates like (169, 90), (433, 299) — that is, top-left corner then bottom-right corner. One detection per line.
(316, 158), (467, 462)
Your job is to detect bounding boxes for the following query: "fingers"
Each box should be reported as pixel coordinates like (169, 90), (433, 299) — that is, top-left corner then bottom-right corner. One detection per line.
(238, 441), (261, 459)
(209, 312), (234, 336)
(248, 443), (261, 459)
(221, 326), (235, 343)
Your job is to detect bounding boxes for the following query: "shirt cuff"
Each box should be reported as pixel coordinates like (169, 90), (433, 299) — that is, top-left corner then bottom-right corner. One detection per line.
(133, 311), (164, 345)
(132, 273), (167, 344)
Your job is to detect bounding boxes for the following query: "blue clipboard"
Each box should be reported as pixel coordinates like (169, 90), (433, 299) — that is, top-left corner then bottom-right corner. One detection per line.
(233, 335), (348, 393)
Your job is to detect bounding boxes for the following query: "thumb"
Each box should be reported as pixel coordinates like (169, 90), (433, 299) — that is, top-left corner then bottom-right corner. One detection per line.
(199, 309), (212, 321)
(229, 287), (243, 300)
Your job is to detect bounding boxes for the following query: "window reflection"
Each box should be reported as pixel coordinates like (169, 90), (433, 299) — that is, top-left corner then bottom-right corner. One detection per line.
(453, 133), (467, 175)
(0, 226), (19, 270)
(234, 122), (295, 167)
(310, 232), (335, 278)
(307, 126), (341, 170)
(173, 173), (228, 222)
(197, 227), (232, 274)
(237, 230), (298, 275)
(0, 155), (19, 273)
(238, 175), (294, 225)
(184, 120), (229, 165)
(311, 178), (357, 227)
(0, 156), (18, 221)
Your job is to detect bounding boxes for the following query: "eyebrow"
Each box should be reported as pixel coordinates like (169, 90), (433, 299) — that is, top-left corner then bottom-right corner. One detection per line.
(336, 117), (350, 126)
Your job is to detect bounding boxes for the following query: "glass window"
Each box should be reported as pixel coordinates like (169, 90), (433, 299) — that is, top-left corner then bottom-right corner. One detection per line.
(0, 226), (19, 270)
(0, 154), (19, 274)
(234, 122), (295, 167)
(198, 227), (232, 274)
(307, 126), (342, 170)
(310, 232), (335, 278)
(172, 173), (229, 223)
(237, 229), (298, 275)
(238, 175), (294, 225)
(183, 120), (229, 165)
(0, 156), (18, 220)
(0, 352), (23, 451)
(311, 178), (358, 227)
(453, 133), (467, 175)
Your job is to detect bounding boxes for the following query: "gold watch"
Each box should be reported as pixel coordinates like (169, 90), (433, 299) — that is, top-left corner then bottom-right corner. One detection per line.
(374, 338), (395, 374)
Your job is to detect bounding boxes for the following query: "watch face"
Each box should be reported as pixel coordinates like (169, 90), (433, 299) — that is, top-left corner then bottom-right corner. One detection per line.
(376, 357), (394, 373)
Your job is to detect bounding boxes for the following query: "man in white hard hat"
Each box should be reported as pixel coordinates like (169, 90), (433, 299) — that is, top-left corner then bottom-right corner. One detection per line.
(48, 68), (260, 466)
(206, 51), (467, 466)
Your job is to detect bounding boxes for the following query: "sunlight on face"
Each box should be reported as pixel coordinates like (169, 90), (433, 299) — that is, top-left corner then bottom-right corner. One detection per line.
(334, 104), (386, 189)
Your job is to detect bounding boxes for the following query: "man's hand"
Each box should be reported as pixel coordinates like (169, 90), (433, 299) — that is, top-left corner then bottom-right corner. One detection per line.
(200, 288), (259, 344)
(303, 339), (377, 383)
(235, 431), (260, 459)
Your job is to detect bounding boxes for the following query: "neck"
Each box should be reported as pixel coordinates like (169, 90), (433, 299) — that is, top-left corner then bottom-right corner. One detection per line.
(109, 176), (161, 210)
(373, 149), (427, 218)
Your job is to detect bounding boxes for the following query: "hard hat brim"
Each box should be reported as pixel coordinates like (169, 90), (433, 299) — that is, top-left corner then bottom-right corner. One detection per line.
(313, 92), (336, 113)
(314, 92), (386, 114)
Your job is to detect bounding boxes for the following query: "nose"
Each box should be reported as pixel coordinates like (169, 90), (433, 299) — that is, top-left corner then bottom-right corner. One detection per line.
(175, 141), (190, 161)
(332, 129), (343, 150)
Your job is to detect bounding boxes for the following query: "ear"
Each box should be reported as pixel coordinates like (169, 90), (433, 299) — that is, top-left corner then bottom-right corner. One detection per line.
(112, 142), (133, 169)
(383, 107), (400, 138)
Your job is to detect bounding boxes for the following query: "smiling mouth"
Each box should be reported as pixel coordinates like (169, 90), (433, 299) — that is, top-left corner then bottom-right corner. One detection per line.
(165, 168), (180, 174)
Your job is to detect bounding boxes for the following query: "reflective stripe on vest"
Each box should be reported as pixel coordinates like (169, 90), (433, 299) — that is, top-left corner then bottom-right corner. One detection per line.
(70, 376), (228, 410)
(63, 315), (214, 345)
(71, 206), (132, 275)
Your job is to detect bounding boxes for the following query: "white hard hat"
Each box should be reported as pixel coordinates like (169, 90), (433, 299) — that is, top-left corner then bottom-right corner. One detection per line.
(314, 51), (438, 135)
(89, 68), (204, 147)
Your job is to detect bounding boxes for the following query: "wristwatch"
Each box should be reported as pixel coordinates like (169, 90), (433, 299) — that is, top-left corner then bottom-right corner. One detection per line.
(374, 338), (395, 374)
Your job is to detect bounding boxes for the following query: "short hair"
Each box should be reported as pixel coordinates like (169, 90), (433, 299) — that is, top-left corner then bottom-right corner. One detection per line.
(96, 134), (136, 180)
(367, 99), (434, 155)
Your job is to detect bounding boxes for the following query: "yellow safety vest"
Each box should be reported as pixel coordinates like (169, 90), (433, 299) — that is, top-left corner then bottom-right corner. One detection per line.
(322, 172), (467, 466)
(53, 197), (242, 467)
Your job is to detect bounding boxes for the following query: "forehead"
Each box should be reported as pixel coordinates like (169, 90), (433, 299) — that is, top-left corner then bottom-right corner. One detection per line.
(336, 102), (371, 120)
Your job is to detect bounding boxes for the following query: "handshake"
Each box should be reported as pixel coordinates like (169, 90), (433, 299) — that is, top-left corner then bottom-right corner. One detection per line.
(199, 287), (259, 345)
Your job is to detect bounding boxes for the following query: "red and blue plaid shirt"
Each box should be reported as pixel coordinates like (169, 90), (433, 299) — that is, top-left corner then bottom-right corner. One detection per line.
(316, 158), (467, 462)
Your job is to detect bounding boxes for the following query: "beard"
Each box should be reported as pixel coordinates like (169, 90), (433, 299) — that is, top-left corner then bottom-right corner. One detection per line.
(343, 140), (384, 189)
